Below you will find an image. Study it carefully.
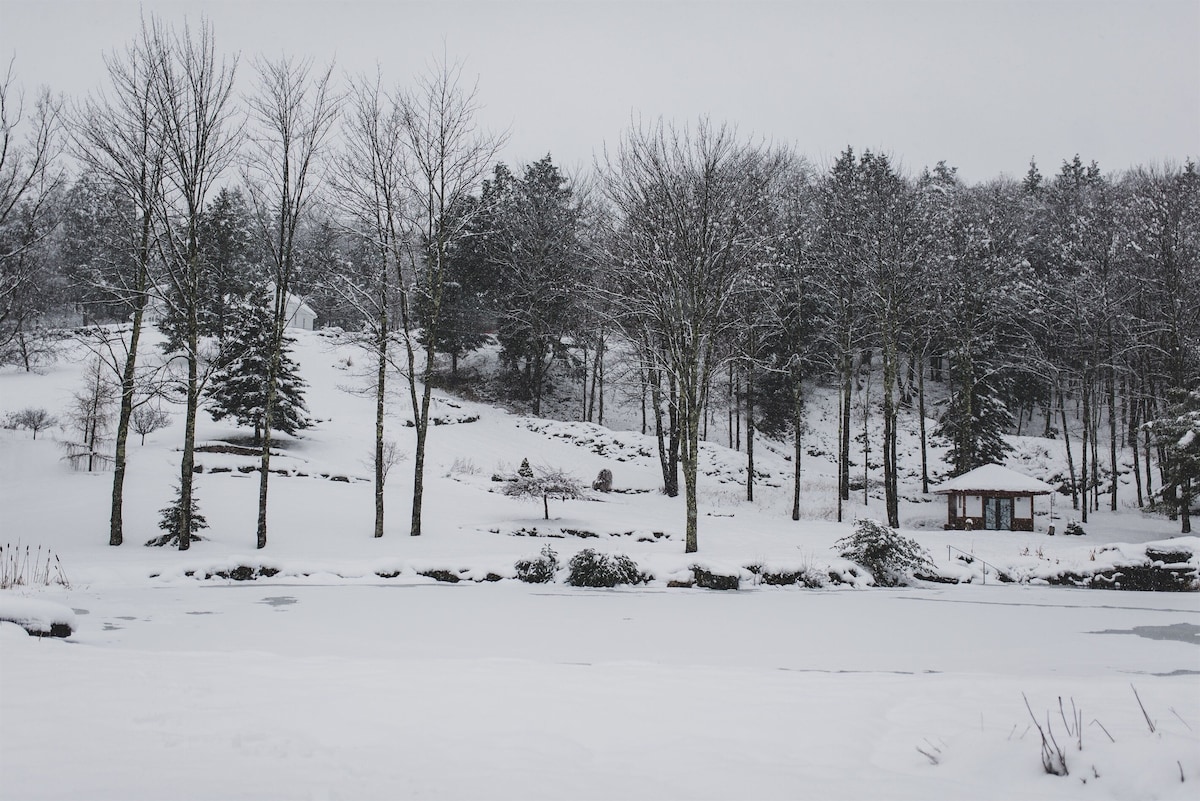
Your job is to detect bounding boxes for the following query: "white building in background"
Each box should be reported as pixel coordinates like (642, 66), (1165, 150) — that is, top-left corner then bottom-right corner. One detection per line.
(267, 282), (317, 331)
(140, 285), (318, 331)
(282, 291), (317, 331)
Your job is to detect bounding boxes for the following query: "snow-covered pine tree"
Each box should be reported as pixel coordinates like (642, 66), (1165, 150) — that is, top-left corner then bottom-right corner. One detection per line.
(205, 291), (311, 443)
(147, 482), (208, 547)
(934, 379), (1015, 476)
(1145, 387), (1199, 534)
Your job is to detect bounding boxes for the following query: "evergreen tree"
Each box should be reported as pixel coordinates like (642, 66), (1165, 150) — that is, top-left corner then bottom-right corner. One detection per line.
(205, 291), (311, 442)
(147, 482), (208, 547)
(1146, 387), (1199, 534)
(934, 379), (1015, 475)
(196, 187), (262, 339)
(491, 155), (583, 414)
(415, 192), (494, 375)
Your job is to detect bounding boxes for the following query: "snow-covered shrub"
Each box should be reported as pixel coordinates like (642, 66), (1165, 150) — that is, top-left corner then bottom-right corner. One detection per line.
(515, 545), (560, 583)
(834, 518), (933, 587)
(1065, 520), (1086, 536)
(566, 548), (642, 587)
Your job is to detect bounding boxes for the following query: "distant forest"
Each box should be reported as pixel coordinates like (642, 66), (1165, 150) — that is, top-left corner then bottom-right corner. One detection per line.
(1, 16), (1196, 551)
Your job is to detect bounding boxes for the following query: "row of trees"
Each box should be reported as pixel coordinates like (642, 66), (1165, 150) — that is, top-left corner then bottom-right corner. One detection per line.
(2, 16), (1196, 552)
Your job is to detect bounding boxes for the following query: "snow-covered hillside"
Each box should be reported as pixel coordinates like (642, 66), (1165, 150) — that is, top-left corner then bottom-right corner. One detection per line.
(1, 327), (1197, 800)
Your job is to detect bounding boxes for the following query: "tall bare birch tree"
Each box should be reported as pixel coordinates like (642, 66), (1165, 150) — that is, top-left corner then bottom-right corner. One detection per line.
(397, 56), (503, 537)
(72, 21), (166, 546)
(244, 55), (337, 549)
(148, 16), (240, 550)
(332, 72), (407, 539)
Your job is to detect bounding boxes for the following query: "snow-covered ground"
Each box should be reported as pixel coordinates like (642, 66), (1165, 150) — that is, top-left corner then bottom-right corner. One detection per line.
(1, 328), (1197, 799)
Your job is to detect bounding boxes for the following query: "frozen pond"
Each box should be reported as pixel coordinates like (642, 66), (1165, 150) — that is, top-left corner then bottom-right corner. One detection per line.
(3, 582), (1197, 800)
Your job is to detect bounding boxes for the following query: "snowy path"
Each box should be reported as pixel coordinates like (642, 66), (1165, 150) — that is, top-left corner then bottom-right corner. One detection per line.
(2, 584), (1197, 800)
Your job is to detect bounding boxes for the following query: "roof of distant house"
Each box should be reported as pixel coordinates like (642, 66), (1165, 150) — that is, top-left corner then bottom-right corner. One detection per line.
(933, 463), (1057, 495)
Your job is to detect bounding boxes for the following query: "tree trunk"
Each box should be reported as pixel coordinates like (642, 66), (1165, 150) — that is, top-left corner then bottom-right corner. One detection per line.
(178, 301), (200, 552)
(1129, 379), (1143, 507)
(683, 399), (701, 554)
(1059, 384), (1079, 511)
(587, 338), (600, 423)
(840, 350), (852, 505)
(882, 335), (899, 528)
(596, 336), (605, 427)
(410, 350), (434, 537)
(1181, 476), (1192, 534)
(917, 350), (929, 494)
(792, 369), (803, 521)
(639, 367), (648, 436)
(745, 366), (755, 503)
(654, 370), (680, 496)
(108, 245), (151, 546)
(836, 387), (845, 523)
(256, 284), (287, 550)
(373, 300), (387, 538)
(727, 362), (734, 449)
(1108, 365), (1118, 512)
(1080, 373), (1090, 523)
(861, 363), (870, 507)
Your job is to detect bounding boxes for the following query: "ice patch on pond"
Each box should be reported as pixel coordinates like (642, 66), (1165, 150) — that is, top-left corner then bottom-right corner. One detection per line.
(1090, 621), (1200, 644)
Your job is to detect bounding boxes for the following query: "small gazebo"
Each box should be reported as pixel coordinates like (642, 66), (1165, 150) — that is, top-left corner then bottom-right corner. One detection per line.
(934, 464), (1056, 531)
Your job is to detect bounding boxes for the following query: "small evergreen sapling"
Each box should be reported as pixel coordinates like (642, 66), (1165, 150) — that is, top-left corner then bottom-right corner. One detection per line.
(835, 518), (934, 587)
(147, 483), (208, 547)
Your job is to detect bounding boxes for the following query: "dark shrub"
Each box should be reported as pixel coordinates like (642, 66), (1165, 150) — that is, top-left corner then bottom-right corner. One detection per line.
(566, 548), (642, 587)
(515, 545), (560, 583)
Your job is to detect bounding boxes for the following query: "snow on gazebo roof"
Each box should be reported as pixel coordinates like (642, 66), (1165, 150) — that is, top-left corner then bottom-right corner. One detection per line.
(932, 463), (1057, 495)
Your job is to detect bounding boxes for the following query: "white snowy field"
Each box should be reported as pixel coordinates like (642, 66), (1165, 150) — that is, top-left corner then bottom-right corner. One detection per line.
(1, 327), (1198, 799)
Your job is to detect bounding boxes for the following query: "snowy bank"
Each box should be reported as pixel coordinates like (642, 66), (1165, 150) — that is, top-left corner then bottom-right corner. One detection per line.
(0, 593), (75, 636)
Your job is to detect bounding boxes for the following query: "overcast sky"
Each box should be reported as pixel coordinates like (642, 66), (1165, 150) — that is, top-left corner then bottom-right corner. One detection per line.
(1, 0), (1197, 183)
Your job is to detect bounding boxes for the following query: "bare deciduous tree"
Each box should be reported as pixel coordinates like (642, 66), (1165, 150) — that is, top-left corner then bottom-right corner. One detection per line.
(602, 118), (782, 553)
(5, 406), (58, 439)
(332, 71), (408, 538)
(71, 21), (167, 545)
(131, 404), (171, 445)
(147, 15), (241, 550)
(0, 58), (64, 359)
(396, 55), (504, 537)
(243, 54), (338, 549)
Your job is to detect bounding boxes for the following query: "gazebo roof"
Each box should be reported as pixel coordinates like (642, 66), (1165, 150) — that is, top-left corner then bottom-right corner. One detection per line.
(932, 464), (1057, 495)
